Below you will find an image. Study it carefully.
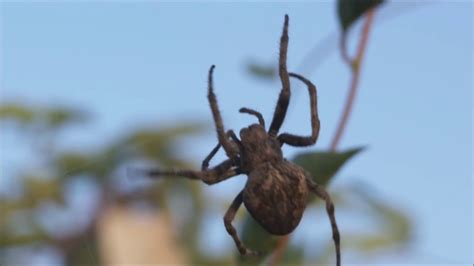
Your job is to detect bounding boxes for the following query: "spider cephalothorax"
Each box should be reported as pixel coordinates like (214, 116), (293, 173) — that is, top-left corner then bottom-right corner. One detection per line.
(135, 15), (340, 266)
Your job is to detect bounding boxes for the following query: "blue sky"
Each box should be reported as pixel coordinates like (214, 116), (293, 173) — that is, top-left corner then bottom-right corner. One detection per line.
(1, 1), (472, 264)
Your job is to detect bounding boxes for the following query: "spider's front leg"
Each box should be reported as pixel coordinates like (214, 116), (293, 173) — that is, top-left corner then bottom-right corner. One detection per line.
(201, 130), (241, 171)
(239, 107), (265, 128)
(269, 14), (291, 137)
(135, 158), (240, 185)
(278, 73), (320, 147)
(207, 66), (240, 162)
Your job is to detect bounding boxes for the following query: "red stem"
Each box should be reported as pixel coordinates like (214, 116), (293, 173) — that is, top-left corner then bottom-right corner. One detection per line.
(330, 9), (375, 151)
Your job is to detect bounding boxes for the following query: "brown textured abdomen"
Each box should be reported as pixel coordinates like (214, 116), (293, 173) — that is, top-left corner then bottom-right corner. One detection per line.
(243, 161), (309, 235)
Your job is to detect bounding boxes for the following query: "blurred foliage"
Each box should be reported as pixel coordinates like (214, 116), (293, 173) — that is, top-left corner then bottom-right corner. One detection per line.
(0, 102), (209, 265)
(238, 216), (278, 265)
(0, 104), (35, 124)
(338, 0), (384, 32)
(346, 183), (411, 250)
(246, 61), (277, 80)
(0, 103), (87, 130)
(317, 182), (412, 264)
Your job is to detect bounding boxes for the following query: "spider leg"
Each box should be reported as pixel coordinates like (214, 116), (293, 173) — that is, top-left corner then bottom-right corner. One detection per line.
(207, 65), (239, 161)
(224, 190), (261, 256)
(135, 159), (240, 185)
(227, 130), (242, 149)
(268, 15), (290, 137)
(277, 73), (320, 147)
(239, 107), (265, 128)
(201, 130), (242, 171)
(307, 178), (341, 266)
(201, 142), (221, 171)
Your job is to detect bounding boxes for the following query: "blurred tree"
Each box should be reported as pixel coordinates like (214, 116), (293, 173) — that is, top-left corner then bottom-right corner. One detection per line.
(0, 102), (215, 265)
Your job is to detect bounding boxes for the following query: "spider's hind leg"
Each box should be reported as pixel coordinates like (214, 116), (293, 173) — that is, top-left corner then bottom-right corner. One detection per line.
(307, 179), (341, 266)
(224, 191), (261, 256)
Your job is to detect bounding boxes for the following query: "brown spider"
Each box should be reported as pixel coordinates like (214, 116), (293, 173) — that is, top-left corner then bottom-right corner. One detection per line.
(135, 15), (340, 266)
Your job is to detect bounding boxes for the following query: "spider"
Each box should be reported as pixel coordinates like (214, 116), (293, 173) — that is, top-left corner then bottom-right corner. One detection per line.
(135, 15), (340, 266)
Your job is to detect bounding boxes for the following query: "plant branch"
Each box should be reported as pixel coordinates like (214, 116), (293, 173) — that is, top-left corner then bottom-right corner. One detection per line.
(330, 9), (375, 151)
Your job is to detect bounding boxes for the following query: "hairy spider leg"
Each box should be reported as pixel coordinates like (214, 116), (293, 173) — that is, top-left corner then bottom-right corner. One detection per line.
(201, 130), (242, 171)
(224, 190), (261, 256)
(268, 14), (291, 137)
(201, 143), (221, 171)
(142, 159), (240, 185)
(278, 73), (320, 146)
(207, 66), (240, 161)
(239, 107), (265, 128)
(307, 179), (341, 266)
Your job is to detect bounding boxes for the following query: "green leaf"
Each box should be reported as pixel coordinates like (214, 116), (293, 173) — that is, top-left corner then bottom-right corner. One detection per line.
(279, 245), (305, 265)
(0, 104), (35, 124)
(237, 215), (305, 266)
(246, 61), (276, 80)
(54, 150), (116, 181)
(292, 147), (364, 185)
(23, 176), (64, 205)
(122, 123), (204, 163)
(338, 0), (384, 32)
(52, 123), (203, 182)
(349, 183), (411, 249)
(55, 152), (94, 177)
(0, 231), (51, 246)
(0, 103), (87, 131)
(43, 107), (87, 128)
(237, 213), (278, 265)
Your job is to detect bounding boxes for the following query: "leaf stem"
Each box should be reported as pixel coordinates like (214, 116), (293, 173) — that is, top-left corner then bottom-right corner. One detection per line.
(330, 9), (375, 151)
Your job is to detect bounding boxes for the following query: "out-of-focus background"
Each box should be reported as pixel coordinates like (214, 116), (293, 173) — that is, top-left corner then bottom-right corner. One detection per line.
(0, 2), (472, 265)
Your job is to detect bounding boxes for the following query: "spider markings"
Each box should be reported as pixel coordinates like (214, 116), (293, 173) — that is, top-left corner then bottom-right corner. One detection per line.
(136, 15), (340, 266)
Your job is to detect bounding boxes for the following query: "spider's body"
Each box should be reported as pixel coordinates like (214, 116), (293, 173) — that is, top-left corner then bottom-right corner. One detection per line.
(136, 15), (341, 266)
(243, 159), (309, 235)
(237, 123), (309, 235)
(239, 124), (282, 171)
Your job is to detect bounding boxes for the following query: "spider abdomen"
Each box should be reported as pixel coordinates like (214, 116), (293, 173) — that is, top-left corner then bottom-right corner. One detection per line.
(243, 161), (310, 235)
